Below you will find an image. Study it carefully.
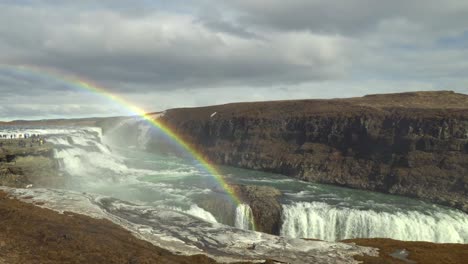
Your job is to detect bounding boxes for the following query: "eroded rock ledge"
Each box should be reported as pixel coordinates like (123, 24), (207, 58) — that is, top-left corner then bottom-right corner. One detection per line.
(231, 184), (283, 235)
(0, 139), (62, 188)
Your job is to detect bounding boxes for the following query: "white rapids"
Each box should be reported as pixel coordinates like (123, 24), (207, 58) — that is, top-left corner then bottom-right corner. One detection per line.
(281, 202), (468, 243)
(235, 204), (255, 230)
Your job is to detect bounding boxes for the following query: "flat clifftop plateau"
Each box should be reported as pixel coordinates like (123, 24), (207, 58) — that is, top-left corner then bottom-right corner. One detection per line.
(0, 116), (127, 127)
(347, 90), (468, 109)
(161, 91), (468, 120)
(157, 91), (468, 212)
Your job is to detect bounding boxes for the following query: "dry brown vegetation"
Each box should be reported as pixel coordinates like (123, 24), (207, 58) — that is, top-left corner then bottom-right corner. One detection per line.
(345, 238), (468, 264)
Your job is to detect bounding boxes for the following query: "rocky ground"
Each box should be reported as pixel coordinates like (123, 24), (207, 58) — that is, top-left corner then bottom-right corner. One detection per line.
(0, 139), (63, 188)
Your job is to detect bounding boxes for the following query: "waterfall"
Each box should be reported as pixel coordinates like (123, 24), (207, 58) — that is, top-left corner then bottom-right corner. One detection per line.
(235, 204), (254, 230)
(48, 127), (144, 190)
(136, 123), (151, 149)
(184, 205), (218, 223)
(280, 202), (468, 243)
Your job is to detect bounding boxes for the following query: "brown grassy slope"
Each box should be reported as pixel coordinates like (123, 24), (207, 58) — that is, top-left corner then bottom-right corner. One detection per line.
(345, 238), (468, 264)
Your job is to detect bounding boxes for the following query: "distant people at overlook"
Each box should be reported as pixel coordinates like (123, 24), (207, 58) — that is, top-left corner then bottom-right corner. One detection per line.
(0, 132), (44, 145)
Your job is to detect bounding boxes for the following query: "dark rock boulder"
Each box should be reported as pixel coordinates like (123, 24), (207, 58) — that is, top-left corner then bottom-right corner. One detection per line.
(230, 184), (283, 235)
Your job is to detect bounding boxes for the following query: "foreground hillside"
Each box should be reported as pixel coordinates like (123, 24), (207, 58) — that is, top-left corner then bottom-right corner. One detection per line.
(0, 191), (227, 264)
(1, 190), (467, 264)
(0, 191), (468, 264)
(156, 91), (468, 212)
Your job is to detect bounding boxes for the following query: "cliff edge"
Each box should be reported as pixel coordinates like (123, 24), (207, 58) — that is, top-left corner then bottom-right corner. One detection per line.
(157, 91), (468, 212)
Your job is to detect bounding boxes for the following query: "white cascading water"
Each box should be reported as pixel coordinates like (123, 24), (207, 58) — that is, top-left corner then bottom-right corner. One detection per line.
(137, 123), (151, 149)
(280, 202), (468, 243)
(235, 204), (255, 230)
(184, 204), (218, 223)
(47, 127), (221, 224)
(49, 128), (130, 181)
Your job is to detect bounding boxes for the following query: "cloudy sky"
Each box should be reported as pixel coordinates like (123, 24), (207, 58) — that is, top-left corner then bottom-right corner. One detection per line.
(1, 0), (467, 120)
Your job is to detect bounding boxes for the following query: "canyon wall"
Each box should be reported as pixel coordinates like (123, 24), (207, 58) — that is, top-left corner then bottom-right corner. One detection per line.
(156, 91), (468, 212)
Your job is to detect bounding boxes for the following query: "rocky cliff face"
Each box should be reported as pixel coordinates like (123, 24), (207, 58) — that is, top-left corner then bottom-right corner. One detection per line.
(156, 91), (468, 212)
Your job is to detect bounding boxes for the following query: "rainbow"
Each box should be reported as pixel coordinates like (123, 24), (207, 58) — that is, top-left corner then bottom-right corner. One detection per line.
(0, 64), (256, 230)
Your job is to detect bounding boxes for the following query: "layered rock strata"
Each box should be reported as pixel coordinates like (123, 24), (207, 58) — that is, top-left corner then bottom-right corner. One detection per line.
(156, 91), (468, 212)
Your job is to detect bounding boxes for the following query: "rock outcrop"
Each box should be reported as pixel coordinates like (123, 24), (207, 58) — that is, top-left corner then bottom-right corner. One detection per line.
(0, 139), (61, 188)
(231, 184), (283, 235)
(155, 91), (468, 212)
(197, 184), (283, 234)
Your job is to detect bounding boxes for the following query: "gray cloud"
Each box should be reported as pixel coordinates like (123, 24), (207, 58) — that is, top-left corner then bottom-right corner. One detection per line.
(0, 3), (350, 92)
(221, 0), (468, 36)
(0, 1), (467, 120)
